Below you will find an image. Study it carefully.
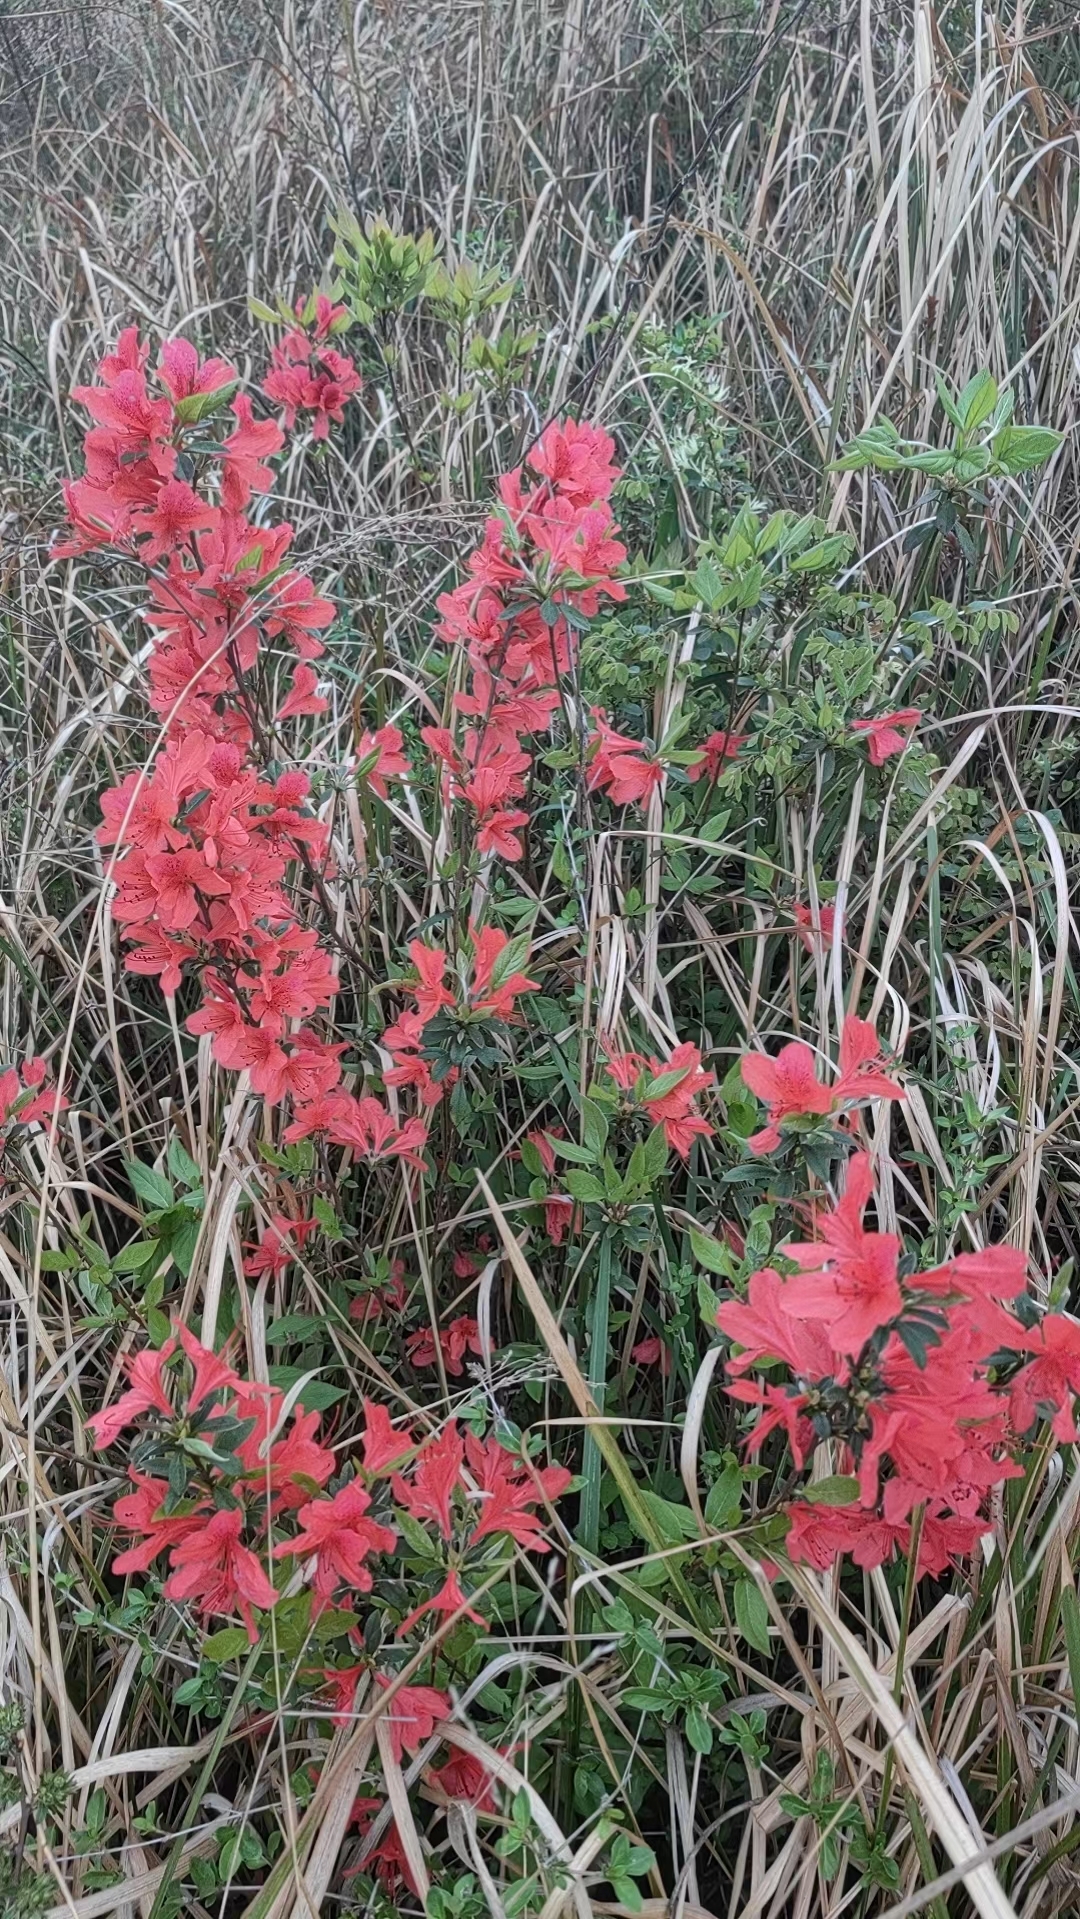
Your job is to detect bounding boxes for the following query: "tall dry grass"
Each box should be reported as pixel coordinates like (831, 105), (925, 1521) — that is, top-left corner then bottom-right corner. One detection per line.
(5, 2), (1080, 1915)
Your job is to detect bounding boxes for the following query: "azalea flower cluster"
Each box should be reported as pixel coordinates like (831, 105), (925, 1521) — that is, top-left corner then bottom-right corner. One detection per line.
(0, 1057), (69, 1134)
(715, 1137), (1080, 1577)
(739, 1014), (903, 1156)
(381, 924), (540, 1110)
(603, 1039), (714, 1160)
(429, 417), (627, 860)
(55, 322), (435, 1170)
(261, 293), (361, 440)
(87, 1324), (570, 1644)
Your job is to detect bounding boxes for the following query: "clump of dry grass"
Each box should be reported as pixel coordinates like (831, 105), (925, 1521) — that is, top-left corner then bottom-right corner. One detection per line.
(5, 2), (1080, 1916)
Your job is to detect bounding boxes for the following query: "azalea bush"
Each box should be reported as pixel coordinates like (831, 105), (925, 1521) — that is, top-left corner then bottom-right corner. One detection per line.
(8, 2), (1080, 1884)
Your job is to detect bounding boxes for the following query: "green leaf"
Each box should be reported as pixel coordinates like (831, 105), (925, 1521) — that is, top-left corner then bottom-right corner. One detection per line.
(635, 1490), (700, 1546)
(641, 1066), (687, 1101)
(991, 423), (1063, 474)
(312, 1196), (344, 1241)
(162, 1212), (200, 1276)
(689, 1223), (729, 1274)
(146, 1306), (171, 1346)
(202, 1626), (252, 1663)
(643, 1123), (669, 1181)
(125, 1159), (174, 1212)
(486, 929), (534, 991)
(265, 1313), (323, 1343)
(953, 446), (991, 482)
(691, 556), (724, 607)
(933, 370), (964, 431)
(395, 1508), (438, 1558)
(621, 1687), (670, 1713)
(520, 1136), (546, 1178)
(704, 1462), (742, 1528)
(698, 810), (731, 843)
(900, 449), (956, 476)
(167, 1137), (202, 1188)
(957, 368), (998, 431)
(248, 297), (280, 324)
(544, 1133), (597, 1165)
(40, 1248), (79, 1272)
(789, 535), (851, 574)
(802, 1475), (860, 1506)
(623, 1140), (649, 1198)
(1062, 1591), (1080, 1735)
(565, 1170), (605, 1204)
(581, 1097), (609, 1158)
(828, 423), (901, 472)
(311, 1607), (360, 1643)
(112, 1239), (162, 1273)
(267, 1367), (345, 1411)
(734, 1577), (771, 1655)
(697, 1275), (721, 1326)
(173, 381), (239, 425)
(685, 1703), (713, 1754)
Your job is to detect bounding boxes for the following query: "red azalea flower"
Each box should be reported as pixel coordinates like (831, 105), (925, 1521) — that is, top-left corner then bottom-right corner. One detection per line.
(686, 730), (747, 782)
(372, 1675), (451, 1762)
(393, 1424), (464, 1540)
(850, 708), (922, 765)
(84, 1340), (176, 1449)
(274, 1481), (397, 1610)
(164, 1507), (277, 1642)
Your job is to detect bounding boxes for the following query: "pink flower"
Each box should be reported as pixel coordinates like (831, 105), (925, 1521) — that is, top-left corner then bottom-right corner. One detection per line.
(716, 1267), (835, 1379)
(276, 664), (327, 722)
(157, 338), (236, 403)
(602, 1043), (646, 1092)
(109, 1472), (208, 1574)
(782, 1153), (904, 1356)
(84, 1341), (176, 1448)
(587, 714), (665, 807)
(725, 1379), (813, 1465)
(630, 1335), (671, 1376)
(793, 902), (837, 952)
(356, 724), (410, 799)
(785, 1501), (908, 1572)
(640, 1041), (713, 1159)
(14, 1057), (70, 1126)
(397, 1568), (488, 1636)
(373, 1675), (451, 1762)
(163, 1507), (278, 1642)
(406, 1317), (483, 1377)
(393, 1425), (464, 1539)
(348, 1801), (424, 1898)
(739, 1042), (835, 1155)
(360, 1400), (415, 1475)
(469, 923), (539, 1020)
(322, 1664), (364, 1725)
(851, 709), (921, 766)
(274, 1481), (397, 1609)
(524, 419), (619, 506)
(134, 480), (219, 562)
(220, 396), (283, 511)
(1010, 1314), (1080, 1441)
(463, 1432), (571, 1549)
(175, 1321), (243, 1412)
(686, 731), (747, 782)
(475, 806), (530, 860)
(428, 1748), (499, 1815)
(739, 1015), (902, 1155)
